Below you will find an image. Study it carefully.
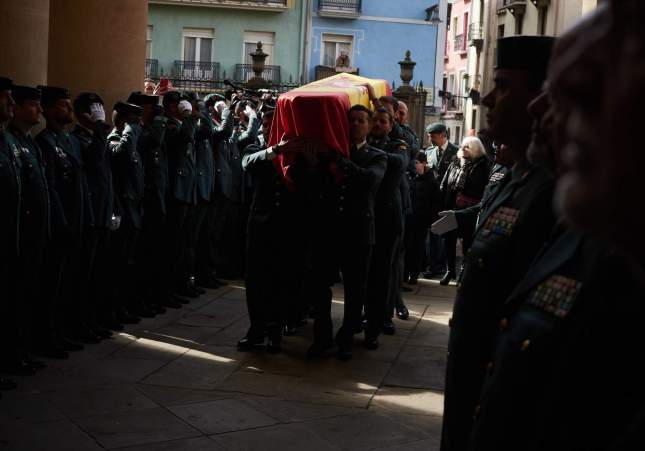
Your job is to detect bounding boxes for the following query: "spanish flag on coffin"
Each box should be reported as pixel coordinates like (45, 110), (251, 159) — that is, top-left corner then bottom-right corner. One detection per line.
(268, 72), (391, 182)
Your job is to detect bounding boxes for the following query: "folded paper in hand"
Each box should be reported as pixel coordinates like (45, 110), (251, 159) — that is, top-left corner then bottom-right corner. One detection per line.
(431, 211), (458, 235)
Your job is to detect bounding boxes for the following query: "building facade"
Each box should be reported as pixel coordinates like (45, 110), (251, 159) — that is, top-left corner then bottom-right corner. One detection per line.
(147, 0), (306, 87)
(463, 0), (599, 134)
(307, 0), (444, 97)
(440, 0), (471, 145)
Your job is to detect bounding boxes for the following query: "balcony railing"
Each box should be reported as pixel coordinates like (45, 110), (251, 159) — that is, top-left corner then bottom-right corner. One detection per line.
(234, 64), (282, 83)
(149, 0), (288, 11)
(145, 59), (159, 78)
(469, 23), (484, 50)
(318, 0), (361, 18)
(454, 34), (467, 54)
(497, 0), (526, 13)
(315, 65), (359, 81)
(173, 60), (220, 81)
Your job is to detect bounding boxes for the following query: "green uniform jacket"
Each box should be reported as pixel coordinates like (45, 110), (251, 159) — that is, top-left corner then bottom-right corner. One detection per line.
(441, 162), (556, 451)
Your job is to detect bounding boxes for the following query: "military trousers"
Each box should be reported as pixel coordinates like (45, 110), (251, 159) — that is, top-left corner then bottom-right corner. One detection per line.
(165, 200), (193, 292)
(139, 203), (167, 302)
(404, 217), (430, 281)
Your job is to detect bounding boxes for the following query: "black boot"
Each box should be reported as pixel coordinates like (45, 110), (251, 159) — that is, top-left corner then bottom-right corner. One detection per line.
(440, 271), (456, 286)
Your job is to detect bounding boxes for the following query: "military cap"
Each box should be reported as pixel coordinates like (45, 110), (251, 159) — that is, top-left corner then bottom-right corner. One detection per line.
(426, 122), (447, 134)
(11, 85), (41, 104)
(162, 90), (183, 109)
(182, 91), (198, 103)
(73, 92), (104, 115)
(0, 77), (13, 91)
(38, 85), (70, 108)
(127, 91), (159, 106)
(204, 93), (226, 105)
(496, 36), (555, 72)
(113, 101), (143, 117)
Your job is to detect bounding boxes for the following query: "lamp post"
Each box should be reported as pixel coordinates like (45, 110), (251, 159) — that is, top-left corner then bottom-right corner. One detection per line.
(425, 4), (443, 110)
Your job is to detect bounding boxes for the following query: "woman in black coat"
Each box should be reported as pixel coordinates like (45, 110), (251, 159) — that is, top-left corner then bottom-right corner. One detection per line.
(439, 137), (491, 285)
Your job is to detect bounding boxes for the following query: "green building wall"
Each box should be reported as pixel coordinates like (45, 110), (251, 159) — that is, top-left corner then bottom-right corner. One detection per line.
(148, 3), (304, 83)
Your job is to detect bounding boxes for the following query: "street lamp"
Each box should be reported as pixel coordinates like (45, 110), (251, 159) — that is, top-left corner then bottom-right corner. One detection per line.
(425, 4), (443, 110)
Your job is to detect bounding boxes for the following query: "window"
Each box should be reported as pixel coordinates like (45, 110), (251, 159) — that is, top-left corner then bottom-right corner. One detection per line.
(321, 33), (353, 67)
(459, 70), (466, 96)
(446, 3), (452, 30)
(456, 126), (461, 144)
(182, 28), (214, 62)
(453, 17), (459, 38)
(498, 24), (505, 38)
(515, 16), (523, 35)
(243, 31), (275, 65)
(464, 12), (469, 42)
(146, 25), (153, 59)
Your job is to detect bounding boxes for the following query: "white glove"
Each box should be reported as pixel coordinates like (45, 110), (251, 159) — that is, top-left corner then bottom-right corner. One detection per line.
(110, 214), (122, 231)
(89, 103), (106, 122)
(178, 100), (193, 116)
(244, 104), (256, 118)
(431, 210), (458, 235)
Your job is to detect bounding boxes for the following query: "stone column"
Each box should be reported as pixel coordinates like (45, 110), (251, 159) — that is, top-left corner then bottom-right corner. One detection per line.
(47, 0), (147, 113)
(0, 0), (50, 86)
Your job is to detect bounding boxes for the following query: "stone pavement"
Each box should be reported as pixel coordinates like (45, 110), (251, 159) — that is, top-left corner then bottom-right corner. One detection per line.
(0, 279), (455, 451)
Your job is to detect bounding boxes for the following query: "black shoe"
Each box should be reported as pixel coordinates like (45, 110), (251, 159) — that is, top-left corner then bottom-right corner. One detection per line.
(363, 335), (379, 350)
(307, 340), (334, 358)
(131, 303), (156, 319)
(282, 325), (297, 336)
(24, 356), (46, 371)
(172, 293), (192, 304)
(33, 344), (69, 360)
(266, 337), (282, 354)
(116, 307), (141, 324)
(336, 344), (353, 361)
(396, 304), (410, 320)
(408, 276), (418, 285)
(237, 335), (264, 351)
(159, 296), (182, 309)
(58, 336), (84, 352)
(0, 377), (17, 391)
(401, 285), (414, 292)
(440, 272), (456, 286)
(382, 320), (396, 335)
(1, 360), (37, 376)
(70, 326), (101, 344)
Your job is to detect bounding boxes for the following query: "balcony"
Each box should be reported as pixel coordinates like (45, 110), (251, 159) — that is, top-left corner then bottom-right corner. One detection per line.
(145, 59), (159, 78)
(173, 60), (220, 81)
(234, 64), (281, 83)
(497, 0), (526, 16)
(318, 0), (361, 19)
(315, 65), (359, 81)
(469, 23), (484, 51)
(453, 34), (467, 55)
(148, 0), (288, 12)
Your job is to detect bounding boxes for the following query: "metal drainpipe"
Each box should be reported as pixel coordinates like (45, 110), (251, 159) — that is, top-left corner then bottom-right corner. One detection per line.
(298, 0), (311, 83)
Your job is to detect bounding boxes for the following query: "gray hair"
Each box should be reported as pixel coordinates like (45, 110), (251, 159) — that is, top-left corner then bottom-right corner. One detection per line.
(459, 136), (486, 159)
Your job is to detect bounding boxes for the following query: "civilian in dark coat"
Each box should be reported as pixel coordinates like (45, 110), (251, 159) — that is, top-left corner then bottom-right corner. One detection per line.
(404, 151), (440, 284)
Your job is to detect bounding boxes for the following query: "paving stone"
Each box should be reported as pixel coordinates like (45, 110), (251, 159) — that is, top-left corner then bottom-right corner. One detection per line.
(212, 423), (339, 450)
(241, 397), (361, 423)
(141, 345), (245, 390)
(383, 346), (447, 390)
(144, 324), (223, 347)
(178, 298), (247, 328)
(74, 407), (200, 449)
(0, 392), (65, 423)
(301, 412), (429, 450)
(168, 399), (278, 434)
(46, 385), (159, 418)
(136, 385), (232, 407)
(407, 313), (450, 348)
(116, 436), (225, 451)
(369, 387), (444, 417)
(0, 419), (104, 451)
(205, 317), (252, 346)
(111, 336), (190, 361)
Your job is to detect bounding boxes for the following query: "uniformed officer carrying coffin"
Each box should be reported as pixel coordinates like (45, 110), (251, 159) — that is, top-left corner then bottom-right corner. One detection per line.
(439, 36), (557, 451)
(364, 107), (409, 345)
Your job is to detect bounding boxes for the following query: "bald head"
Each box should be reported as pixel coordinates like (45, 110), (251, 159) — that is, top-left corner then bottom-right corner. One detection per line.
(396, 101), (408, 125)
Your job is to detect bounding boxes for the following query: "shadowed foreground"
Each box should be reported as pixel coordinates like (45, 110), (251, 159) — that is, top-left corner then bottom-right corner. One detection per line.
(0, 279), (455, 451)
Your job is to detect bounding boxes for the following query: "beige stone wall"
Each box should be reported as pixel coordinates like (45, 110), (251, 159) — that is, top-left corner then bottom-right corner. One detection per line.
(0, 0), (50, 86)
(47, 0), (148, 112)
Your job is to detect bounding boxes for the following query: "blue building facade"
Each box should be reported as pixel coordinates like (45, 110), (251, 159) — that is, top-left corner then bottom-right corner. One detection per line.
(308, 0), (442, 90)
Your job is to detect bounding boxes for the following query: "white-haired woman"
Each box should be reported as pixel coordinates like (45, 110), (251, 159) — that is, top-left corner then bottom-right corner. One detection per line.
(439, 136), (491, 285)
